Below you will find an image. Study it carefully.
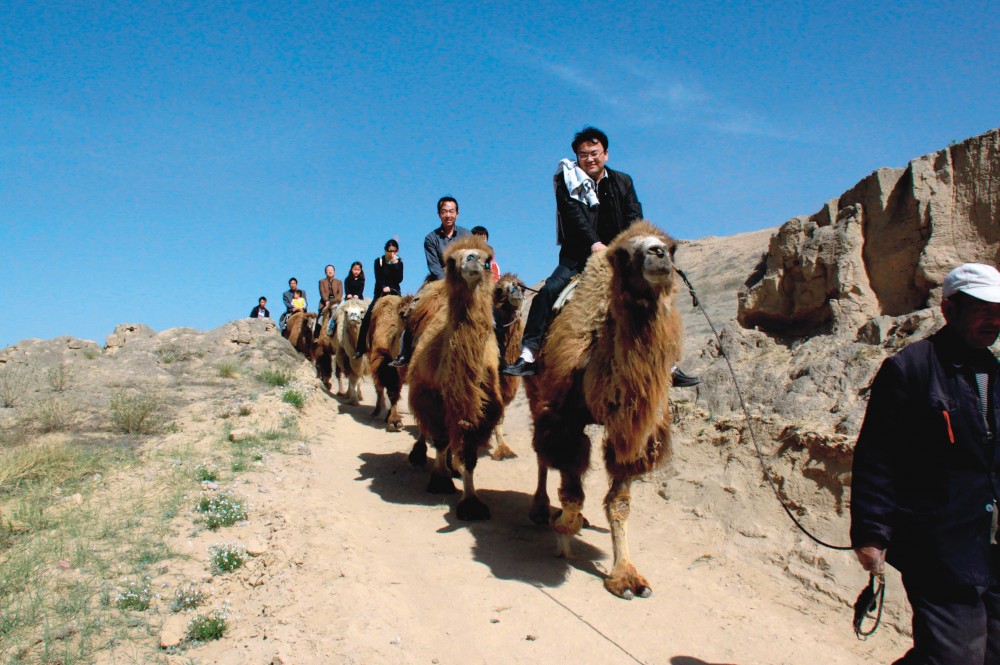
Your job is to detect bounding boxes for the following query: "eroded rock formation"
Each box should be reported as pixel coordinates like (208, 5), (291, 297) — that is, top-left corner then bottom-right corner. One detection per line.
(738, 128), (1000, 335)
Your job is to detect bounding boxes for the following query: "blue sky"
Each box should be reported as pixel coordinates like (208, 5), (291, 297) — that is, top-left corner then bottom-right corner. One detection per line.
(2, 0), (997, 347)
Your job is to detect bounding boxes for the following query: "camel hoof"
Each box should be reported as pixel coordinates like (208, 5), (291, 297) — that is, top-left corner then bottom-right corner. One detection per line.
(387, 420), (404, 433)
(408, 444), (427, 467)
(427, 472), (457, 494)
(456, 496), (491, 521)
(604, 569), (653, 600)
(622, 589), (634, 601)
(528, 503), (551, 526)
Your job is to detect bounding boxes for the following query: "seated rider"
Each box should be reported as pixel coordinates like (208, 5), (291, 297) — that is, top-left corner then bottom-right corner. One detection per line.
(279, 277), (307, 329)
(502, 126), (698, 388)
(317, 264), (344, 335)
(354, 239), (404, 358)
(388, 196), (470, 367)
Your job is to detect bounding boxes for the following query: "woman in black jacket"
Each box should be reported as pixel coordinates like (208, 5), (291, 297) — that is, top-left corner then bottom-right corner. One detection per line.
(354, 239), (404, 357)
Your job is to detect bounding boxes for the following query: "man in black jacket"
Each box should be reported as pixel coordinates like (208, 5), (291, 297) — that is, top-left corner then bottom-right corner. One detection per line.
(851, 262), (1000, 664)
(504, 127), (640, 376)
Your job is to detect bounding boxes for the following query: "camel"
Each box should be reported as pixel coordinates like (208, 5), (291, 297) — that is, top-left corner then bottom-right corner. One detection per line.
(407, 236), (503, 520)
(330, 299), (369, 404)
(366, 294), (414, 431)
(312, 302), (338, 391)
(490, 273), (527, 460)
(282, 311), (315, 357)
(523, 221), (682, 599)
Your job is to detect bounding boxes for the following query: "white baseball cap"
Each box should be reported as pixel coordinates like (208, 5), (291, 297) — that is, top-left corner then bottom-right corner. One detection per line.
(942, 263), (1000, 303)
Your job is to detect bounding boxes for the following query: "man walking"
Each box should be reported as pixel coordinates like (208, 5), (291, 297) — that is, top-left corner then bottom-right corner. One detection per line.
(852, 263), (1000, 664)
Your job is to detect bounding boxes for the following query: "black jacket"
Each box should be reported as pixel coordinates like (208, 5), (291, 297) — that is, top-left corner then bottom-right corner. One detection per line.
(555, 166), (643, 268)
(373, 256), (404, 299)
(851, 326), (1000, 585)
(250, 305), (270, 318)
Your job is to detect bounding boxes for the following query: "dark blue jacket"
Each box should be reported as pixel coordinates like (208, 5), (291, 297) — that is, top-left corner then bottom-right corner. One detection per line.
(851, 326), (1000, 585)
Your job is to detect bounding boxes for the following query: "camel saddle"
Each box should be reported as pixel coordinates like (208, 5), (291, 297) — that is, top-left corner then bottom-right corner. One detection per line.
(551, 275), (582, 313)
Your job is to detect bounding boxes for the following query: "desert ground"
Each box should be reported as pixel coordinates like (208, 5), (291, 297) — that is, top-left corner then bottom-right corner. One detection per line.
(1, 228), (915, 665)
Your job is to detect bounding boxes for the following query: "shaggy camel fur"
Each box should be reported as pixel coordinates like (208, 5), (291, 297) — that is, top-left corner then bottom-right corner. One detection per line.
(407, 236), (503, 520)
(523, 221), (682, 599)
(490, 273), (527, 460)
(366, 294), (413, 431)
(331, 299), (369, 404)
(282, 311), (315, 357)
(312, 302), (338, 391)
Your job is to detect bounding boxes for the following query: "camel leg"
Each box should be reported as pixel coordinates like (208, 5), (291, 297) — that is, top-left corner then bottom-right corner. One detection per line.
(408, 434), (428, 467)
(455, 434), (490, 521)
(371, 387), (385, 418)
(426, 440), (456, 494)
(335, 365), (346, 396)
(489, 417), (517, 461)
(347, 377), (361, 405)
(386, 402), (404, 432)
(529, 463), (551, 525)
(553, 471), (586, 558)
(603, 475), (651, 600)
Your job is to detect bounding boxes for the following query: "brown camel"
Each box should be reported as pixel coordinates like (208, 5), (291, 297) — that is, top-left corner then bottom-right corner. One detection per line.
(312, 302), (337, 391)
(282, 311), (315, 357)
(490, 273), (527, 460)
(407, 236), (503, 520)
(331, 299), (369, 404)
(523, 221), (682, 599)
(366, 294), (414, 431)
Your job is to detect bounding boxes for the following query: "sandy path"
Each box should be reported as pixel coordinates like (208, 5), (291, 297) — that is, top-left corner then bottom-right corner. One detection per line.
(182, 379), (908, 665)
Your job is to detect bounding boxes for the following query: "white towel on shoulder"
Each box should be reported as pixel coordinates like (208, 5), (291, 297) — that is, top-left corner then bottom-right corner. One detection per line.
(556, 158), (599, 207)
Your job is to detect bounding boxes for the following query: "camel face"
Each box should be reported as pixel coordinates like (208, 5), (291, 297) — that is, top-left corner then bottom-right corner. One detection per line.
(456, 250), (491, 285)
(494, 277), (525, 311)
(616, 235), (677, 292)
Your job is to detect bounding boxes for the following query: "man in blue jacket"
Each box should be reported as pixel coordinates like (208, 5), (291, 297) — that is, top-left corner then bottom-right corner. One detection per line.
(851, 262), (1000, 664)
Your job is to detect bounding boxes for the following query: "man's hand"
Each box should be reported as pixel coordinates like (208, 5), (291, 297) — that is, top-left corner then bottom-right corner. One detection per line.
(855, 546), (886, 574)
(591, 241), (607, 252)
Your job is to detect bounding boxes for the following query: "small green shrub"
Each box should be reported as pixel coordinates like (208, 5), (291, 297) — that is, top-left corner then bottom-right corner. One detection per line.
(217, 362), (240, 379)
(187, 604), (230, 641)
(209, 542), (247, 573)
(238, 403), (253, 416)
(171, 581), (207, 612)
(45, 364), (72, 392)
(82, 347), (101, 360)
(0, 367), (29, 408)
(196, 491), (248, 529)
(195, 462), (220, 482)
(109, 391), (160, 434)
(115, 576), (152, 611)
(32, 397), (76, 433)
(255, 369), (293, 387)
(281, 390), (305, 409)
(155, 343), (194, 364)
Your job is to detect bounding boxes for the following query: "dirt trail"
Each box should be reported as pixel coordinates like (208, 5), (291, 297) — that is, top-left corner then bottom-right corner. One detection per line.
(176, 379), (909, 665)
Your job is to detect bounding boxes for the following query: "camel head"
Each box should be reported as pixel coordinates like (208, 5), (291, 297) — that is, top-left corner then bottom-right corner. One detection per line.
(607, 221), (678, 300)
(444, 236), (494, 288)
(494, 273), (526, 313)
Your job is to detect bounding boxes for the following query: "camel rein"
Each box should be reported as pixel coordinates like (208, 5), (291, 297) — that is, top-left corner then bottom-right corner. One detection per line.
(675, 267), (885, 639)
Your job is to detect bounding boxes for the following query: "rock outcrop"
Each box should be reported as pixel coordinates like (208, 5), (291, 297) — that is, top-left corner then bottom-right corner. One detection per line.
(738, 128), (1000, 336)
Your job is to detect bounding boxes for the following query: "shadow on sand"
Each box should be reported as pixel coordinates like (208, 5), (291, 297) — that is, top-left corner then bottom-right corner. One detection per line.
(671, 658), (741, 665)
(356, 449), (608, 590)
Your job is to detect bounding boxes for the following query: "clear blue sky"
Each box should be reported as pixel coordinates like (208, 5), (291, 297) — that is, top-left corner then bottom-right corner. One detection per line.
(2, 1), (997, 347)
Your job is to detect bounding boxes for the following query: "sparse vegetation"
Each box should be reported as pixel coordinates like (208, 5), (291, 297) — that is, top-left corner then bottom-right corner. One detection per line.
(81, 347), (101, 360)
(31, 396), (76, 433)
(282, 389), (306, 409)
(115, 576), (152, 611)
(187, 604), (230, 641)
(255, 368), (293, 387)
(0, 366), (30, 407)
(109, 391), (161, 434)
(196, 491), (248, 529)
(172, 580), (208, 612)
(45, 364), (72, 392)
(217, 361), (240, 378)
(209, 541), (247, 573)
(195, 461), (221, 482)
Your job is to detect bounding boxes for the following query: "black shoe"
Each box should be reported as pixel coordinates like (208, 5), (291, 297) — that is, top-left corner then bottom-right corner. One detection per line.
(503, 358), (537, 377)
(672, 367), (700, 388)
(388, 354), (409, 368)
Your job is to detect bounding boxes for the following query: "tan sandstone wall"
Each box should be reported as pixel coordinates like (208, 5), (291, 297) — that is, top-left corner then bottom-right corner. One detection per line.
(738, 127), (1000, 335)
